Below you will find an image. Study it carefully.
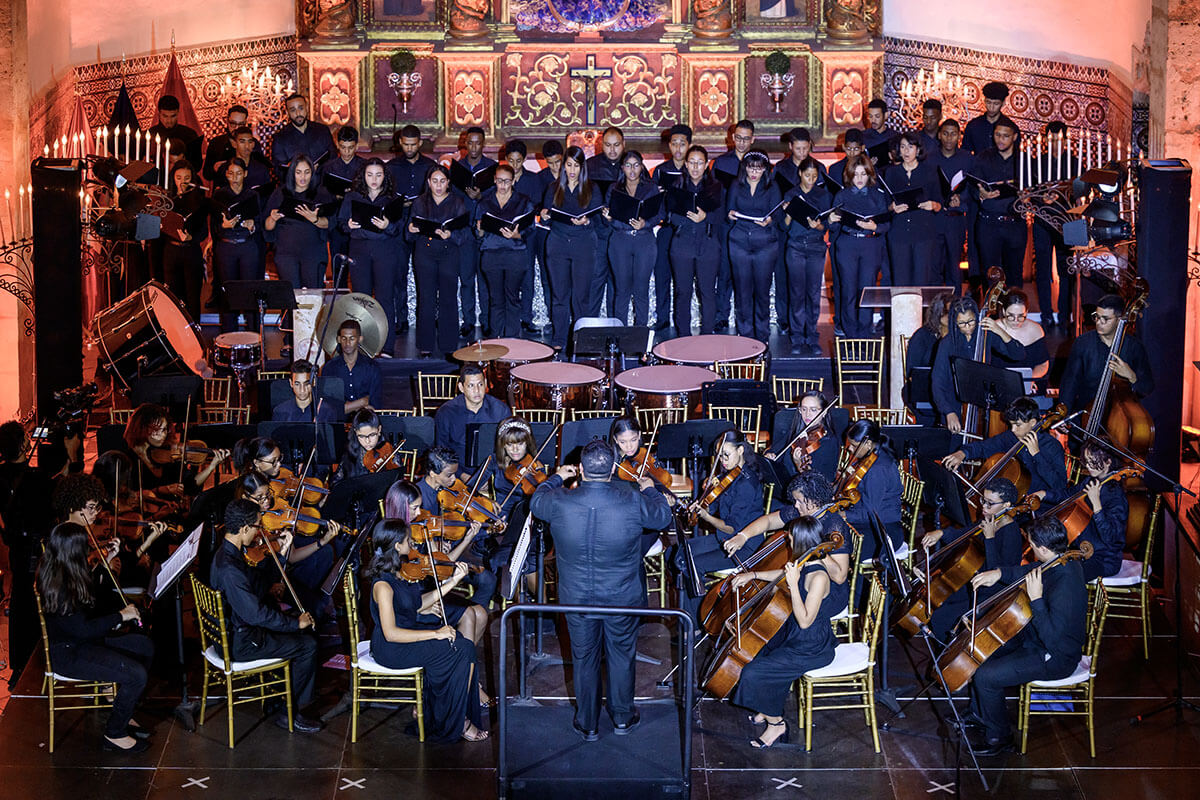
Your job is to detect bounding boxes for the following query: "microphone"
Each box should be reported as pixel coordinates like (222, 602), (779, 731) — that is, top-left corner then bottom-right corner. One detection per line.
(1051, 409), (1086, 431)
(333, 253), (356, 267)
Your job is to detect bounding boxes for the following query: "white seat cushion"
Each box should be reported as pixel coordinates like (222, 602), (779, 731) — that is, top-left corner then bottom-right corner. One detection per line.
(203, 645), (286, 673)
(49, 671), (113, 685)
(644, 538), (664, 558)
(804, 642), (871, 678)
(831, 604), (850, 621)
(1100, 559), (1146, 587)
(355, 642), (423, 677)
(1029, 656), (1093, 688)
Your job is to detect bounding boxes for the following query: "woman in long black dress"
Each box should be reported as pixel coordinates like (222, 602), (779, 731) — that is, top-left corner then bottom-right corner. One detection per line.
(365, 518), (488, 743)
(728, 516), (836, 748)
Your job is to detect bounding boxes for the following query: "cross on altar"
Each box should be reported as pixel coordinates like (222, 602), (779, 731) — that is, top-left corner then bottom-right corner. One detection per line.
(570, 55), (612, 126)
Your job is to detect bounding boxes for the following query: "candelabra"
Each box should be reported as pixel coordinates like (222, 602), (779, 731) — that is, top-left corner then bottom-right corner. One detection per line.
(219, 59), (294, 140)
(894, 62), (968, 132)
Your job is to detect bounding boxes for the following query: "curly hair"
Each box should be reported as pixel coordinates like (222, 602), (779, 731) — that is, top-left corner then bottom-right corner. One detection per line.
(351, 157), (396, 199)
(51, 474), (107, 521)
(787, 470), (834, 507)
(123, 403), (169, 450)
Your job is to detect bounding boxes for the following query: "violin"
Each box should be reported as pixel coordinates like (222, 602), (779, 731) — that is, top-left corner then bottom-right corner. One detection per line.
(615, 446), (672, 488)
(504, 453), (549, 496)
(271, 467), (328, 507)
(398, 551), (482, 583)
(438, 476), (506, 532)
(409, 509), (476, 543)
(148, 437), (217, 466)
(243, 530), (288, 566)
(363, 440), (404, 473)
(833, 448), (877, 498)
(687, 466), (741, 527)
(260, 496), (342, 537)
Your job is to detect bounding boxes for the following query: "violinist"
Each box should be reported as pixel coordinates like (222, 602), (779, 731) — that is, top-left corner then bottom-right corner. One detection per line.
(727, 516), (836, 749)
(684, 431), (764, 574)
(234, 436), (285, 479)
(333, 409), (392, 484)
(433, 365), (511, 477)
(272, 359), (339, 423)
(942, 397), (1068, 496)
(765, 390), (839, 483)
(609, 416), (672, 496)
(122, 404), (230, 494)
(1058, 294), (1154, 413)
(210, 498), (322, 734)
(36, 521), (155, 752)
(1034, 441), (1128, 582)
(919, 477), (1024, 641)
(965, 517), (1087, 756)
(839, 420), (904, 560)
(932, 296), (1026, 433)
(487, 418), (547, 592)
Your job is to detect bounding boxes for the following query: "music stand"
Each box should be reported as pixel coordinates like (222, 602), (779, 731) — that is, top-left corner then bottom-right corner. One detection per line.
(950, 358), (1025, 438)
(224, 278), (297, 367)
(880, 425), (954, 475)
(572, 326), (652, 408)
(323, 471), (399, 525)
(559, 418), (614, 465)
(257, 421), (342, 472)
(401, 416), (436, 455)
(701, 379), (777, 432)
(918, 456), (971, 528)
(657, 419), (738, 499)
(190, 423), (256, 454)
(130, 375), (202, 419)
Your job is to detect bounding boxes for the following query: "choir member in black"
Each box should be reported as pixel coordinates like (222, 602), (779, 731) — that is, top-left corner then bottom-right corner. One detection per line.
(37, 521), (155, 751)
(272, 358), (340, 423)
(667, 145), (723, 334)
(920, 477), (1025, 641)
(407, 165), (471, 356)
(828, 155), (890, 337)
(839, 420), (904, 560)
(994, 290), (1050, 380)
(474, 164), (534, 338)
(211, 498), (322, 732)
(339, 158), (404, 354)
(711, 120), (757, 330)
(1032, 122), (1077, 328)
(774, 127), (827, 334)
(322, 319), (383, 415)
(827, 129), (863, 336)
(163, 160), (208, 320)
(270, 93), (334, 176)
(862, 98), (897, 156)
(765, 390), (840, 483)
(585, 127), (624, 317)
(781, 156), (832, 355)
(966, 516), (1086, 755)
(264, 154), (333, 289)
(321, 126), (366, 281)
(506, 139), (554, 334)
(652, 124), (693, 330)
(122, 404), (229, 496)
(433, 365), (512, 475)
(917, 98), (942, 155)
(0, 420), (56, 688)
(1058, 294), (1154, 412)
(531, 441), (671, 740)
(932, 296), (1026, 433)
(929, 119), (972, 287)
(904, 291), (953, 424)
(728, 515), (836, 748)
(973, 115), (1026, 289)
(541, 146), (603, 350)
(148, 94), (202, 168)
(963, 81), (1009, 156)
(201, 105), (256, 184)
(942, 396), (1067, 496)
(364, 519), (488, 742)
(386, 125), (437, 326)
(884, 132), (943, 285)
(725, 150), (782, 342)
(454, 127), (497, 335)
(603, 151), (663, 326)
(210, 157), (264, 332)
(1035, 442), (1129, 582)
(827, 128), (863, 195)
(212, 127), (276, 194)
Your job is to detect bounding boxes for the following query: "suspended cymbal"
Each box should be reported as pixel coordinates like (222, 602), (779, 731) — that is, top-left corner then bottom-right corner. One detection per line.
(453, 343), (510, 362)
(319, 292), (389, 359)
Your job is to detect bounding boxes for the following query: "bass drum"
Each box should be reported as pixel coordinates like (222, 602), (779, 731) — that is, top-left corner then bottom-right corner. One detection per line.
(91, 281), (206, 389)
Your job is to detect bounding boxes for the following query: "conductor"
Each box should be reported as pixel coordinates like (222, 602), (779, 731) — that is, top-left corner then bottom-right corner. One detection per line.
(530, 440), (672, 741)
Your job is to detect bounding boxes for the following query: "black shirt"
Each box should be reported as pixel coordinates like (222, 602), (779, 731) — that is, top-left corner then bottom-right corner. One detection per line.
(1059, 330), (1154, 412)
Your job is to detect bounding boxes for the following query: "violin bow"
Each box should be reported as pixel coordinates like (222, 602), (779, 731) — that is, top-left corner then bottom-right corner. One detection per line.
(259, 524), (309, 618)
(778, 392), (841, 457)
(84, 521), (133, 612)
(179, 396), (192, 488)
(371, 436), (408, 473)
(638, 418), (664, 480)
(497, 424), (560, 510)
(462, 455), (493, 520)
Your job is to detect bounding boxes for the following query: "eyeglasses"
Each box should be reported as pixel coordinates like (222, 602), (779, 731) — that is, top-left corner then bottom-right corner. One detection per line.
(981, 498), (1004, 508)
(83, 502), (102, 513)
(1004, 312), (1027, 322)
(255, 455), (281, 466)
(495, 178), (513, 185)
(1092, 313), (1116, 323)
(356, 430), (381, 441)
(733, 135), (753, 143)
(685, 160), (707, 167)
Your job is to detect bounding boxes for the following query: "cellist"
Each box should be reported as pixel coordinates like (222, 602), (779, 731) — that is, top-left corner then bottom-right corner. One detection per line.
(942, 397), (1068, 496)
(965, 516), (1087, 756)
(931, 296), (1025, 433)
(1059, 294), (1154, 412)
(726, 516), (837, 749)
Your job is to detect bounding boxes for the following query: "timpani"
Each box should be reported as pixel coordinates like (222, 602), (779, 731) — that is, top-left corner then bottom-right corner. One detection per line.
(613, 365), (718, 418)
(510, 362), (605, 411)
(477, 338), (555, 401)
(652, 334), (767, 367)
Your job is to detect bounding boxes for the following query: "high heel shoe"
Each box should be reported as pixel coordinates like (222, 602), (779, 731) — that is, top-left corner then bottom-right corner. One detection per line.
(749, 720), (789, 749)
(102, 736), (151, 753)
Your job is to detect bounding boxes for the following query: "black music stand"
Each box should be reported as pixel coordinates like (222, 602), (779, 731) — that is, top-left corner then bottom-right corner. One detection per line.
(324, 471), (399, 526)
(257, 421), (342, 473)
(559, 418), (614, 464)
(572, 325), (651, 408)
(657, 419), (737, 499)
(881, 425), (955, 476)
(918, 455), (971, 529)
(950, 358), (1025, 437)
(130, 375), (203, 419)
(701, 379), (777, 431)
(224, 279), (296, 361)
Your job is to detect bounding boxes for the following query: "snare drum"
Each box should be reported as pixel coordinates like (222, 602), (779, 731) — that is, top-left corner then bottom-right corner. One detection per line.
(510, 362), (605, 411)
(614, 365), (718, 418)
(652, 334), (767, 367)
(478, 338), (555, 400)
(91, 281), (207, 389)
(213, 332), (263, 373)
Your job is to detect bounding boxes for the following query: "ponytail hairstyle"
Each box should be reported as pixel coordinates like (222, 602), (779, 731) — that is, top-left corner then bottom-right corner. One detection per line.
(364, 518), (412, 583)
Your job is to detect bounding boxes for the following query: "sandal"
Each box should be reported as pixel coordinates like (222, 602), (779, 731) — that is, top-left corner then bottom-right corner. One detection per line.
(750, 720), (789, 749)
(747, 713), (766, 725)
(461, 723), (490, 742)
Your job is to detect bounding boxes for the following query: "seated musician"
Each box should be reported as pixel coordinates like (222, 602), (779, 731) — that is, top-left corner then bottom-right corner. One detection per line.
(363, 518), (489, 742)
(839, 420), (904, 560)
(272, 359), (339, 423)
(92, 449), (179, 526)
(610, 415), (677, 553)
(993, 291), (1050, 381)
(238, 471), (342, 621)
(333, 409), (396, 484)
(764, 390), (839, 483)
(727, 516), (837, 749)
(942, 397), (1068, 496)
(932, 296), (1026, 433)
(433, 365), (511, 478)
(322, 319), (382, 416)
(905, 292), (953, 424)
(210, 498), (322, 733)
(384, 479), (490, 647)
(1059, 293), (1154, 412)
(965, 516), (1087, 755)
(487, 418), (546, 594)
(919, 477), (1024, 641)
(1035, 441), (1128, 582)
(683, 431), (764, 572)
(121, 403), (230, 496)
(36, 521), (155, 753)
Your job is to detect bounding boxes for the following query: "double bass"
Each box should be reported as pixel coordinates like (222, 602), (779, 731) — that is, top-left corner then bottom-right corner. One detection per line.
(960, 267), (1007, 442)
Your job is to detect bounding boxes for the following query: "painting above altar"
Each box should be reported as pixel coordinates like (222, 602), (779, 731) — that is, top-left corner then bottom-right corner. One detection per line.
(512, 0), (668, 33)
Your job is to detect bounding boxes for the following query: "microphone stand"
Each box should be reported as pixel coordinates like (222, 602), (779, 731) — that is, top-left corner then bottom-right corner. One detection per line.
(311, 254), (352, 367)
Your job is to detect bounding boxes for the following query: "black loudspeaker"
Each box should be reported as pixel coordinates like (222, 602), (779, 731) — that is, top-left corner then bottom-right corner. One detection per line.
(31, 158), (84, 418)
(1135, 158), (1192, 487)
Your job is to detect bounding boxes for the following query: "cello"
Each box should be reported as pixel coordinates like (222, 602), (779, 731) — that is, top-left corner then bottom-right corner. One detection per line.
(960, 404), (1067, 519)
(701, 532), (843, 699)
(1044, 466), (1141, 543)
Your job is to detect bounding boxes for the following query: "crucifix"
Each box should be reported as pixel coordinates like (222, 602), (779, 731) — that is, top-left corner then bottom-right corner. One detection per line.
(569, 55), (613, 127)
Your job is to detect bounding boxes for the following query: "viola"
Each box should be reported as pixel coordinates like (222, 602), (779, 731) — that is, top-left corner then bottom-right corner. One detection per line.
(363, 441), (404, 473)
(504, 454), (549, 496)
(260, 496), (341, 537)
(438, 477), (506, 532)
(409, 509), (476, 543)
(936, 542), (1093, 692)
(243, 531), (288, 566)
(1045, 467), (1141, 543)
(398, 551), (482, 583)
(833, 449), (877, 498)
(687, 466), (741, 527)
(615, 446), (672, 488)
(148, 437), (216, 466)
(271, 467), (328, 506)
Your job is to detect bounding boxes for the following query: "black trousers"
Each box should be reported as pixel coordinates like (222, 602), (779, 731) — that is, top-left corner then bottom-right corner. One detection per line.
(715, 224), (733, 326)
(564, 612), (639, 731)
(785, 238), (827, 347)
(274, 247), (328, 290)
(545, 232), (595, 348)
(976, 216), (1028, 289)
(459, 239), (487, 329)
(413, 238), (462, 355)
(51, 633), (154, 737)
(349, 238), (402, 352)
(6, 541), (39, 687)
(887, 227), (937, 286)
(669, 236), (719, 334)
(589, 230), (613, 318)
(608, 231), (656, 325)
(935, 211), (968, 287)
(213, 240), (262, 332)
(162, 242), (205, 322)
(970, 637), (1077, 740)
(653, 224), (673, 326)
(1033, 220), (1073, 324)
(482, 248), (528, 339)
(835, 235), (885, 337)
(233, 629), (318, 710)
(728, 228), (778, 342)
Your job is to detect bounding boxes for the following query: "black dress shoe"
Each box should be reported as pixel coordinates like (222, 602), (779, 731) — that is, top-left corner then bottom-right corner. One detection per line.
(126, 724), (152, 740)
(102, 736), (151, 753)
(714, 319), (729, 331)
(613, 710), (641, 736)
(459, 324), (473, 337)
(573, 719), (599, 742)
(972, 733), (1013, 756)
(521, 321), (541, 334)
(275, 712), (323, 733)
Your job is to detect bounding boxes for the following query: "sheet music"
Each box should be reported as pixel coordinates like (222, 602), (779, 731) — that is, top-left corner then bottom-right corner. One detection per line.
(149, 524), (203, 600)
(504, 513), (534, 601)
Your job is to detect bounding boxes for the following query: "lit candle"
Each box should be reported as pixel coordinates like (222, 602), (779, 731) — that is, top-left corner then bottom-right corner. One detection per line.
(52, 137), (59, 157)
(5, 190), (12, 243)
(163, 138), (171, 188)
(155, 133), (162, 175)
(18, 185), (25, 240)
(124, 125), (131, 161)
(43, 144), (49, 157)
(1084, 129), (1091, 170)
(1036, 133), (1042, 183)
(1054, 132), (1061, 181)
(26, 183), (31, 238)
(1106, 133), (1112, 162)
